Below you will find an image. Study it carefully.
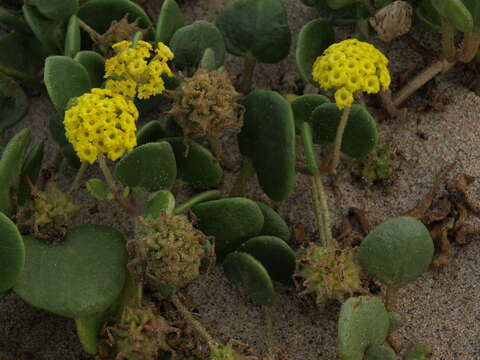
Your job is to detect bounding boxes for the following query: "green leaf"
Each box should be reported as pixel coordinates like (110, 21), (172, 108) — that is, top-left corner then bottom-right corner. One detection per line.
(238, 90), (296, 201)
(86, 178), (113, 200)
(359, 216), (434, 287)
(404, 344), (432, 360)
(31, 0), (78, 21)
(163, 137), (223, 189)
(338, 296), (390, 360)
(192, 198), (264, 260)
(0, 129), (31, 216)
(238, 236), (295, 280)
(74, 50), (105, 88)
(114, 142), (177, 192)
(326, 0), (357, 10)
(14, 225), (127, 318)
(0, 212), (25, 292)
(155, 0), (184, 44)
(290, 93), (330, 134)
(463, 0), (480, 31)
(296, 19), (334, 83)
(170, 21), (225, 71)
(364, 345), (397, 360)
(0, 72), (29, 131)
(44, 55), (92, 114)
(200, 47), (217, 71)
(433, 0), (473, 33)
(75, 315), (103, 355)
(136, 120), (166, 146)
(18, 141), (45, 205)
(310, 103), (379, 158)
(216, 0), (291, 63)
(313, 0), (357, 25)
(144, 190), (175, 219)
(65, 15), (81, 58)
(0, 6), (32, 33)
(255, 202), (291, 243)
(22, 4), (64, 54)
(223, 251), (274, 306)
(0, 32), (47, 82)
(48, 114), (81, 169)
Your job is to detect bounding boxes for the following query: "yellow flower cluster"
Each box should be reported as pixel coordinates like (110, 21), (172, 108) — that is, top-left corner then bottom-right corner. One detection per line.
(312, 39), (391, 109)
(64, 88), (139, 164)
(105, 40), (174, 99)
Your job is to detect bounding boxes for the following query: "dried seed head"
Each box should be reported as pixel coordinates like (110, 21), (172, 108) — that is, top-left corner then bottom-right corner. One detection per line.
(296, 244), (363, 305)
(168, 67), (243, 139)
(372, 1), (413, 42)
(132, 214), (212, 293)
(210, 344), (246, 360)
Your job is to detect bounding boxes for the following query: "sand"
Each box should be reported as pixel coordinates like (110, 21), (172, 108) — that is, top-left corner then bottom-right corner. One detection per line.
(1, 0), (480, 359)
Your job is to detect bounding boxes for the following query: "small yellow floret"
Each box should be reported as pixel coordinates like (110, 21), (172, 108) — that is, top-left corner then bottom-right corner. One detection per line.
(104, 40), (174, 99)
(312, 39), (390, 109)
(64, 89), (139, 164)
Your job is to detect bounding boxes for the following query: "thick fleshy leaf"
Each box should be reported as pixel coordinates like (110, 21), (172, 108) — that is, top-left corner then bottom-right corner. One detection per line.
(255, 202), (291, 242)
(238, 236), (295, 280)
(326, 0), (357, 10)
(22, 4), (64, 54)
(200, 47), (217, 71)
(0, 212), (25, 292)
(163, 137), (223, 189)
(44, 55), (92, 114)
(31, 0), (78, 21)
(0, 72), (29, 131)
(433, 0), (473, 33)
(0, 32), (46, 82)
(86, 178), (113, 200)
(18, 141), (44, 205)
(48, 114), (81, 169)
(155, 0), (184, 44)
(74, 50), (105, 88)
(416, 0), (442, 32)
(296, 19), (335, 83)
(192, 198), (264, 260)
(0, 6), (32, 33)
(463, 0), (480, 31)
(359, 216), (434, 287)
(65, 15), (81, 57)
(404, 344), (432, 360)
(223, 251), (274, 306)
(216, 0), (291, 63)
(0, 129), (31, 216)
(364, 345), (396, 360)
(313, 0), (357, 25)
(144, 190), (175, 219)
(14, 225), (127, 318)
(114, 142), (177, 192)
(170, 21), (225, 71)
(290, 94), (330, 134)
(136, 120), (166, 146)
(338, 296), (390, 360)
(310, 103), (379, 158)
(238, 90), (296, 201)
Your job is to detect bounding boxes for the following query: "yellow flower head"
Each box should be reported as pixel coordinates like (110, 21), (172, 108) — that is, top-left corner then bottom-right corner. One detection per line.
(105, 40), (174, 100)
(312, 39), (391, 109)
(64, 88), (139, 164)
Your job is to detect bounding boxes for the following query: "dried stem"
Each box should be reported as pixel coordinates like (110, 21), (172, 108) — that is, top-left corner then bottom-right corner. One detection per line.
(68, 162), (88, 195)
(459, 32), (480, 63)
(441, 21), (456, 61)
(230, 157), (255, 197)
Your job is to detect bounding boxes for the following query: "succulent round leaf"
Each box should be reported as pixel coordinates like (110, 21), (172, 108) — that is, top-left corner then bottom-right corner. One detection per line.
(144, 190), (176, 219)
(359, 216), (434, 287)
(313, 1), (357, 25)
(48, 114), (81, 169)
(22, 4), (64, 54)
(170, 21), (225, 71)
(416, 0), (442, 32)
(0, 7), (32, 33)
(155, 0), (184, 44)
(0, 73), (29, 132)
(338, 296), (390, 360)
(114, 142), (177, 192)
(238, 236), (295, 280)
(14, 225), (127, 318)
(30, 0), (78, 21)
(74, 51), (106, 88)
(192, 198), (264, 260)
(0, 212), (25, 293)
(223, 251), (275, 306)
(238, 90), (296, 201)
(326, 0), (357, 10)
(163, 137), (223, 189)
(463, 0), (480, 32)
(0, 129), (31, 216)
(75, 315), (104, 355)
(0, 32), (46, 82)
(404, 344), (432, 360)
(388, 311), (404, 333)
(296, 19), (335, 83)
(255, 202), (291, 242)
(216, 0), (291, 63)
(136, 121), (166, 146)
(44, 56), (92, 114)
(364, 345), (397, 360)
(433, 0), (473, 33)
(310, 103), (378, 158)
(86, 178), (113, 201)
(290, 94), (330, 134)
(65, 15), (81, 58)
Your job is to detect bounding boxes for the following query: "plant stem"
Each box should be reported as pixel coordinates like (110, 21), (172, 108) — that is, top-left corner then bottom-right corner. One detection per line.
(441, 21), (456, 61)
(326, 106), (351, 175)
(309, 175), (326, 244)
(240, 57), (257, 95)
(77, 18), (101, 42)
(137, 283), (143, 307)
(264, 306), (274, 360)
(230, 157), (255, 197)
(385, 284), (398, 312)
(208, 135), (236, 170)
(459, 32), (480, 63)
(312, 173), (333, 247)
(174, 190), (222, 215)
(68, 162), (88, 194)
(171, 294), (216, 350)
(393, 59), (456, 106)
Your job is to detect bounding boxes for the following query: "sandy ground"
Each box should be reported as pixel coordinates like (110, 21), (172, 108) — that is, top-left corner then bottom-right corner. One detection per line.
(1, 0), (480, 359)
